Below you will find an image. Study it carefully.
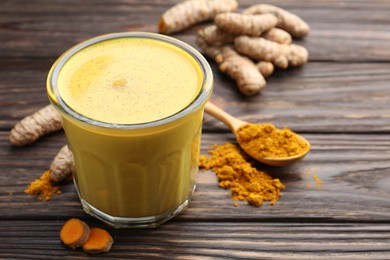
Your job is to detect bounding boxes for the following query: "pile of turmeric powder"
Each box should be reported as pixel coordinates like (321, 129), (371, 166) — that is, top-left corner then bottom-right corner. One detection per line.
(24, 170), (62, 201)
(199, 143), (285, 206)
(237, 123), (309, 158)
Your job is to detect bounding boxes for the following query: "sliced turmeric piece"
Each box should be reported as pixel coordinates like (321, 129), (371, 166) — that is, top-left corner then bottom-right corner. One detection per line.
(82, 227), (114, 254)
(60, 218), (90, 249)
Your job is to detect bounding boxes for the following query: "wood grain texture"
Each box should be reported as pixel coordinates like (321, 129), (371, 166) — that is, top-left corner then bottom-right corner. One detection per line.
(1, 0), (390, 258)
(2, 132), (390, 222)
(1, 221), (390, 259)
(2, 61), (390, 132)
(1, 0), (390, 61)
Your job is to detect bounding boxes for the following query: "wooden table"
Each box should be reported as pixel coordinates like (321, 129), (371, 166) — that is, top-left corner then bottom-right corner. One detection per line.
(1, 0), (390, 259)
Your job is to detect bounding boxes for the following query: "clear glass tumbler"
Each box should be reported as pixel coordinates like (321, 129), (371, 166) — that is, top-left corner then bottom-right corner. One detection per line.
(47, 32), (213, 228)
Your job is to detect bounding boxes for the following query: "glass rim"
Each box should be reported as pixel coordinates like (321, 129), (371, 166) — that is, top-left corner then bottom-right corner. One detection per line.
(48, 32), (213, 130)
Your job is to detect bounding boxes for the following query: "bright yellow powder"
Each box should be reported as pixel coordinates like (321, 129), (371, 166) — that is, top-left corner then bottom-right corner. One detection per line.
(199, 143), (285, 206)
(237, 123), (309, 158)
(24, 171), (62, 201)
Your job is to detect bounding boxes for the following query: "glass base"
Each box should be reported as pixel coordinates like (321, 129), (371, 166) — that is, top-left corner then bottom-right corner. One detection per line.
(80, 198), (189, 228)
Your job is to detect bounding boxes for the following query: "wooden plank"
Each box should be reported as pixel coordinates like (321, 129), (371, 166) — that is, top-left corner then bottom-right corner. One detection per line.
(1, 0), (390, 258)
(1, 220), (390, 259)
(2, 131), (390, 222)
(0, 0), (390, 61)
(2, 62), (390, 133)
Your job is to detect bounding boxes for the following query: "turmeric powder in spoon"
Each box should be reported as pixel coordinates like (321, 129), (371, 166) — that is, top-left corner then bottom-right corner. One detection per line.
(204, 102), (310, 166)
(236, 123), (309, 158)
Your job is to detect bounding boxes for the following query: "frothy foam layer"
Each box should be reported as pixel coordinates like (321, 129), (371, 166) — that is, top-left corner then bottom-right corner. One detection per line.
(57, 37), (202, 124)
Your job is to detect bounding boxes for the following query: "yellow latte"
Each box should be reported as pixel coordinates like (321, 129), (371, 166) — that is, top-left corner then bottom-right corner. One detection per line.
(57, 37), (202, 124)
(47, 33), (213, 227)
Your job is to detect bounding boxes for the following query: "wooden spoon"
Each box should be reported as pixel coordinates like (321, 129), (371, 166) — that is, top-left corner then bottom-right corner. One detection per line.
(204, 102), (310, 166)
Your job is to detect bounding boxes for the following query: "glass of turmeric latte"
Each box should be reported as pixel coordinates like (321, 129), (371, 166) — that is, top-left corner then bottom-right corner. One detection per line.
(47, 32), (213, 228)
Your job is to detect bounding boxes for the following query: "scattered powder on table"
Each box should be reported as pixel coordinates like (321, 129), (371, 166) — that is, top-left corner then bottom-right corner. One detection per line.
(24, 170), (62, 201)
(237, 123), (309, 158)
(312, 175), (323, 190)
(199, 143), (285, 206)
(302, 170), (323, 190)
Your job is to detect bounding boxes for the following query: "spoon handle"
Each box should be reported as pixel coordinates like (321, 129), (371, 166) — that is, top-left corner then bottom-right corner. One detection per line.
(204, 102), (246, 132)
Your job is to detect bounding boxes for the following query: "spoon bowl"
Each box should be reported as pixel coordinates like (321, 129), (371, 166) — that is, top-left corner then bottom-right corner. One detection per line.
(204, 102), (310, 166)
(247, 134), (311, 166)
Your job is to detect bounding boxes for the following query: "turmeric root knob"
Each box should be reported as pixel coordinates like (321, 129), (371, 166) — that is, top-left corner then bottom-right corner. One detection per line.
(198, 25), (234, 45)
(256, 61), (274, 78)
(158, 0), (238, 35)
(214, 12), (277, 37)
(9, 104), (62, 146)
(50, 145), (74, 182)
(195, 34), (223, 59)
(60, 218), (90, 250)
(262, 28), (292, 45)
(82, 227), (114, 255)
(243, 4), (310, 38)
(234, 36), (308, 69)
(215, 46), (266, 96)
(196, 35), (271, 95)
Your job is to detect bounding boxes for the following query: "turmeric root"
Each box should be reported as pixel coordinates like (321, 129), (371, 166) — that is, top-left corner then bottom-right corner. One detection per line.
(234, 36), (308, 69)
(82, 227), (114, 254)
(197, 25), (234, 45)
(243, 4), (310, 38)
(9, 104), (62, 146)
(165, 1), (310, 96)
(60, 218), (90, 250)
(214, 12), (277, 37)
(196, 36), (272, 94)
(158, 0), (238, 35)
(196, 34), (223, 59)
(215, 46), (266, 96)
(50, 145), (74, 182)
(256, 61), (274, 78)
(262, 28), (292, 45)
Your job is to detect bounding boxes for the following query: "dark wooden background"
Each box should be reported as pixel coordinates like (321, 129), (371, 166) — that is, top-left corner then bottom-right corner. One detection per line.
(1, 0), (390, 259)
